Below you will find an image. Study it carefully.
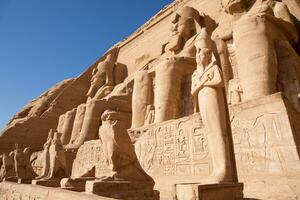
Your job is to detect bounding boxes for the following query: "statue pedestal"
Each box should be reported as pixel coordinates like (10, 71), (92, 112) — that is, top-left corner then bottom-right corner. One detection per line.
(61, 177), (95, 191)
(32, 178), (61, 187)
(4, 177), (34, 184)
(3, 177), (18, 183)
(17, 178), (34, 184)
(85, 180), (157, 200)
(0, 181), (131, 200)
(173, 183), (243, 200)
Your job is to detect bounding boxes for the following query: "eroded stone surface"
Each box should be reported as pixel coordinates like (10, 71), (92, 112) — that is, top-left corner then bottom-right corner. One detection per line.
(1, 0), (300, 200)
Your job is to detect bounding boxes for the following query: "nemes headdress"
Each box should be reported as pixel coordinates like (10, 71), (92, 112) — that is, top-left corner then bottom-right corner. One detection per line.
(173, 6), (202, 33)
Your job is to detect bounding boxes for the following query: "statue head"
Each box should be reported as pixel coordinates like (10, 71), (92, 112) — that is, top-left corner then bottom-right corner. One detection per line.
(168, 6), (201, 52)
(101, 110), (131, 127)
(221, 0), (247, 14)
(195, 28), (213, 66)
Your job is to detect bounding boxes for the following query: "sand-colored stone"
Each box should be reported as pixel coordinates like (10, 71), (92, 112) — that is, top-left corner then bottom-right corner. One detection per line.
(33, 131), (69, 187)
(60, 108), (77, 145)
(85, 180), (157, 199)
(68, 103), (86, 145)
(65, 53), (129, 149)
(0, 152), (15, 181)
(35, 129), (54, 180)
(174, 183), (243, 200)
(99, 110), (153, 182)
(13, 145), (37, 182)
(131, 70), (153, 129)
(154, 6), (199, 123)
(191, 28), (236, 183)
(1, 0), (300, 200)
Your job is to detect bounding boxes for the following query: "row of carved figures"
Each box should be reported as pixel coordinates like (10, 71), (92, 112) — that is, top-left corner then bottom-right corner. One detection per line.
(1, 0), (300, 194)
(57, 0), (300, 154)
(0, 130), (68, 184)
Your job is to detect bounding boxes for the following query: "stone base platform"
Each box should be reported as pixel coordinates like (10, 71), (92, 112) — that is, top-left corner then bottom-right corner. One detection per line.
(0, 182), (117, 200)
(173, 183), (244, 200)
(61, 177), (95, 191)
(85, 180), (158, 200)
(3, 177), (18, 183)
(32, 178), (61, 187)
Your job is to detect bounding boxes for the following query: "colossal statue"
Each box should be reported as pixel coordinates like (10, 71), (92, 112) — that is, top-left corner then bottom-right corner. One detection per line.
(64, 54), (128, 149)
(191, 28), (236, 183)
(213, 0), (300, 107)
(153, 6), (201, 123)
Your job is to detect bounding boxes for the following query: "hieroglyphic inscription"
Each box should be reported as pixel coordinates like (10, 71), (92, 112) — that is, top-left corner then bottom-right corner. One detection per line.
(130, 113), (211, 177)
(0, 187), (43, 200)
(71, 140), (110, 178)
(231, 110), (295, 174)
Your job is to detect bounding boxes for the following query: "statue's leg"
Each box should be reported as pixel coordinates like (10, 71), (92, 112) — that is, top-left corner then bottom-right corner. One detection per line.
(36, 150), (50, 179)
(131, 71), (153, 128)
(198, 88), (234, 183)
(57, 114), (66, 134)
(74, 100), (104, 148)
(60, 109), (77, 145)
(233, 17), (278, 101)
(68, 104), (86, 145)
(154, 60), (182, 123)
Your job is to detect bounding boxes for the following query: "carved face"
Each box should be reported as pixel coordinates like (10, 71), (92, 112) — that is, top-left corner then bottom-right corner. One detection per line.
(222, 0), (246, 14)
(196, 48), (212, 66)
(176, 18), (195, 40)
(168, 18), (195, 53)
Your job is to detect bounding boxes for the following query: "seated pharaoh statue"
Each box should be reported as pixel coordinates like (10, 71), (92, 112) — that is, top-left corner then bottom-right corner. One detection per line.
(131, 6), (203, 128)
(59, 53), (128, 150)
(153, 6), (201, 123)
(213, 0), (300, 110)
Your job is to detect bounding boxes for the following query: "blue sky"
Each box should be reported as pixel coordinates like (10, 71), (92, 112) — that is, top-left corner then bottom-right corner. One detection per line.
(0, 0), (173, 130)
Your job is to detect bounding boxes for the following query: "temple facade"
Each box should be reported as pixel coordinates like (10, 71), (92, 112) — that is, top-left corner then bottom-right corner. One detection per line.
(1, 0), (300, 199)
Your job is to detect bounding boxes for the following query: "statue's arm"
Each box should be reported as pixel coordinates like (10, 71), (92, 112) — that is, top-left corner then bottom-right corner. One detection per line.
(203, 65), (224, 88)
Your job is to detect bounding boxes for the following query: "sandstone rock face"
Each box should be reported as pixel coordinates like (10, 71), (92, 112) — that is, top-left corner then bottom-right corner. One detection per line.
(1, 0), (300, 200)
